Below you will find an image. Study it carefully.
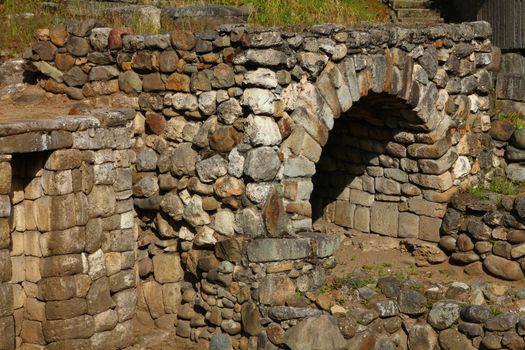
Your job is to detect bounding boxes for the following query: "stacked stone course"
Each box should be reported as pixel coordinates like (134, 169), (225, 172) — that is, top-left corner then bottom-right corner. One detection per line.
(0, 110), (136, 350)
(440, 192), (525, 281)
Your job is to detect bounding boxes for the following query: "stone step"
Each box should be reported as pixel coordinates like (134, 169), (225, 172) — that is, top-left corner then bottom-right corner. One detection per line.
(392, 0), (432, 9)
(399, 16), (444, 24)
(397, 8), (440, 18)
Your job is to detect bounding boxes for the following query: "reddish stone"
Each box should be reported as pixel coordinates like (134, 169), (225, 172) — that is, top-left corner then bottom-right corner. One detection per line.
(171, 30), (196, 51)
(209, 126), (240, 152)
(277, 114), (295, 139)
(214, 176), (245, 198)
(262, 187), (288, 238)
(108, 27), (132, 50)
(55, 53), (75, 72)
(145, 113), (167, 135)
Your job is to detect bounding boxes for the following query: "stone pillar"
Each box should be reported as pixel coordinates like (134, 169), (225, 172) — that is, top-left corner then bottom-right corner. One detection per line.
(0, 156), (14, 350)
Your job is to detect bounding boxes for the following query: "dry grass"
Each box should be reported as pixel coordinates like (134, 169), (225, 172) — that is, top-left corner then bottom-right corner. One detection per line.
(0, 0), (390, 57)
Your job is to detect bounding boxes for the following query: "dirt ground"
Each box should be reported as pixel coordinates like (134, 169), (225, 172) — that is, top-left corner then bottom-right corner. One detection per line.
(0, 85), (80, 121)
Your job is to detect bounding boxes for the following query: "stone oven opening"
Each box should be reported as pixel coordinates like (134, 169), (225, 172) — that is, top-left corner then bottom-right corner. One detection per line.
(310, 93), (444, 241)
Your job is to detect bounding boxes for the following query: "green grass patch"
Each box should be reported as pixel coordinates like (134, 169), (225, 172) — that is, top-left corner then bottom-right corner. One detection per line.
(469, 178), (524, 199)
(498, 111), (525, 129)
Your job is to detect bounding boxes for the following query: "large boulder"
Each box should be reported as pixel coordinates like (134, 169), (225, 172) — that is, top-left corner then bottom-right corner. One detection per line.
(283, 315), (347, 350)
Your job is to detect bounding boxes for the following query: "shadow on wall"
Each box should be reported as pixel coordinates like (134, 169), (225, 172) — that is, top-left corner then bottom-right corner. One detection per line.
(310, 93), (440, 239)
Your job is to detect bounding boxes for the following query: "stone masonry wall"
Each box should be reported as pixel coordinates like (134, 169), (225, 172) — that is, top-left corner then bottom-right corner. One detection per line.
(0, 110), (135, 350)
(22, 19), (508, 346)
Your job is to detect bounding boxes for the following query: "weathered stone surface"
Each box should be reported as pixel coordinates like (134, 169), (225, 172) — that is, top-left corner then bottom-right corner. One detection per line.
(283, 315), (346, 350)
(371, 202), (398, 236)
(153, 254), (184, 283)
(259, 275), (295, 306)
(43, 315), (95, 342)
(262, 187), (288, 238)
(483, 255), (524, 281)
(428, 302), (461, 330)
(247, 239), (311, 262)
(244, 147), (281, 181)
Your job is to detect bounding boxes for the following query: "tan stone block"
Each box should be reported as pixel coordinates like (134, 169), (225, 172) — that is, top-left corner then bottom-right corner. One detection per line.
(121, 251), (135, 270)
(40, 254), (85, 278)
(87, 250), (106, 280)
(142, 280), (165, 319)
(409, 172), (453, 191)
(45, 339), (91, 350)
(0, 195), (11, 218)
(87, 277), (115, 315)
(162, 283), (182, 315)
(23, 232), (41, 257)
(20, 342), (44, 350)
(24, 201), (37, 231)
(422, 187), (458, 203)
(34, 194), (81, 232)
(281, 126), (322, 162)
(419, 216), (442, 242)
(14, 307), (22, 336)
(22, 282), (38, 299)
(10, 256), (25, 283)
(41, 170), (73, 196)
(370, 202), (398, 237)
(12, 284), (25, 310)
(40, 227), (85, 257)
(0, 250), (12, 282)
(74, 275), (92, 298)
(0, 162), (11, 195)
(38, 276), (77, 301)
(0, 219), (9, 250)
(24, 178), (43, 200)
(88, 185), (116, 218)
(10, 232), (24, 256)
(0, 316), (15, 350)
(45, 298), (88, 320)
(94, 309), (118, 332)
(113, 288), (136, 322)
(24, 298), (45, 322)
(12, 204), (25, 232)
(353, 206), (370, 233)
(258, 275), (295, 305)
(45, 149), (83, 171)
(334, 201), (355, 228)
(42, 315), (95, 342)
(350, 189), (375, 207)
(105, 252), (121, 276)
(21, 320), (45, 345)
(108, 269), (136, 293)
(407, 198), (447, 218)
(398, 212), (419, 238)
(153, 254), (183, 284)
(0, 283), (13, 317)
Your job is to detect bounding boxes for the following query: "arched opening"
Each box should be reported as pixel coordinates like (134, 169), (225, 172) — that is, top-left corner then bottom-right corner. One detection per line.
(310, 93), (446, 241)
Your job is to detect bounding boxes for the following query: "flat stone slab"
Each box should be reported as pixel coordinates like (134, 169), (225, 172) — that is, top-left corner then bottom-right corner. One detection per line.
(0, 109), (134, 137)
(247, 238), (311, 262)
(268, 306), (324, 321)
(246, 232), (341, 262)
(298, 232), (341, 258)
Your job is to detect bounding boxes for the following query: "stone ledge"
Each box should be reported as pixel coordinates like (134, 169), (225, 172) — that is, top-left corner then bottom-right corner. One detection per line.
(246, 232), (341, 262)
(0, 109), (134, 137)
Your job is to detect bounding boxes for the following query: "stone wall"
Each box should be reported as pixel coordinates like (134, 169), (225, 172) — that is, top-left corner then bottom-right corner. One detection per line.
(440, 192), (525, 281)
(493, 53), (525, 183)
(21, 18), (512, 346)
(0, 110), (135, 350)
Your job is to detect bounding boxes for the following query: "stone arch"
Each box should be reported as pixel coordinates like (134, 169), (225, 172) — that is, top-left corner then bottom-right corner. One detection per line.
(279, 50), (457, 241)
